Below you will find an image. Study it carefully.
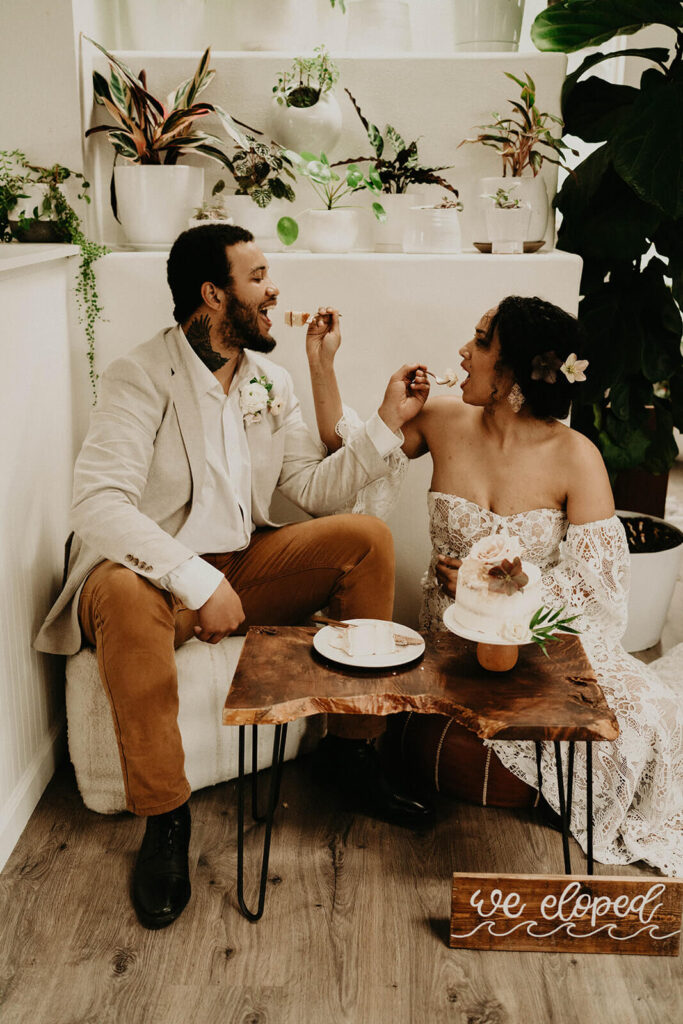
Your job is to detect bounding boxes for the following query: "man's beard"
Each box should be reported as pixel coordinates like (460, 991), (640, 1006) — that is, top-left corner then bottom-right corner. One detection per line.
(219, 291), (277, 354)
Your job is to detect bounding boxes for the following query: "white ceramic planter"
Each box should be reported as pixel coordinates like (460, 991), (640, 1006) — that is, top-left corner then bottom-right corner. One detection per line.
(123, 0), (207, 50)
(453, 0), (525, 52)
(304, 209), (360, 253)
(484, 205), (531, 250)
(269, 92), (343, 158)
(402, 206), (462, 253)
(233, 0), (318, 50)
(618, 511), (683, 652)
(481, 175), (548, 241)
(345, 0), (412, 52)
(373, 192), (425, 252)
(227, 196), (294, 251)
(114, 165), (204, 247)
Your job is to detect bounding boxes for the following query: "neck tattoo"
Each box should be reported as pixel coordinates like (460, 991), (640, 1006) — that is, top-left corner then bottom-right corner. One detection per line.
(186, 314), (229, 372)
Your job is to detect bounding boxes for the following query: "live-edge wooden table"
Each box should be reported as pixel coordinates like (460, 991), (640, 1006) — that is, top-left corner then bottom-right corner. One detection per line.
(223, 626), (619, 921)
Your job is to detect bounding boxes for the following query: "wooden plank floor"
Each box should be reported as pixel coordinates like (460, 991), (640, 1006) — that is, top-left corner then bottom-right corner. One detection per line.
(1, 755), (681, 1024)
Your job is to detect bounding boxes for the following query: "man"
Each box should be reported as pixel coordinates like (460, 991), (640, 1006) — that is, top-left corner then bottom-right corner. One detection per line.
(35, 224), (431, 930)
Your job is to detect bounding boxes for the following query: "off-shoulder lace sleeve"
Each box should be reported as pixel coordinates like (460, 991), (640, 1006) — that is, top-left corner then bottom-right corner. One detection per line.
(541, 516), (630, 642)
(334, 405), (408, 518)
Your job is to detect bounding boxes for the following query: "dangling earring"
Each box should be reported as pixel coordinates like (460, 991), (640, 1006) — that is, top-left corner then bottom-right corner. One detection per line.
(507, 383), (525, 413)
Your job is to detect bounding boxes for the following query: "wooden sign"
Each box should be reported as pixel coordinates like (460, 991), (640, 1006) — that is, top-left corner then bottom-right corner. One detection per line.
(450, 873), (683, 956)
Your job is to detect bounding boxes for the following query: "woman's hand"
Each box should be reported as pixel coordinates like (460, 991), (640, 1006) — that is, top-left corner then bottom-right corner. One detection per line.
(305, 307), (341, 368)
(378, 364), (430, 432)
(435, 555), (462, 598)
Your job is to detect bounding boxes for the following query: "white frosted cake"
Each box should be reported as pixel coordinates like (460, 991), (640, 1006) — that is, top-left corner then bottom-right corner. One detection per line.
(453, 534), (541, 642)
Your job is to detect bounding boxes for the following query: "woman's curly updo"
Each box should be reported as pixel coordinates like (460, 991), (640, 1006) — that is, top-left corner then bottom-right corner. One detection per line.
(488, 295), (584, 420)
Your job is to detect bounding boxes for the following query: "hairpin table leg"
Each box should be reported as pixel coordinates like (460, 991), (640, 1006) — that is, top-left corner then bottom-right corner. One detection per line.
(553, 741), (572, 875)
(586, 741), (594, 875)
(236, 723), (289, 922)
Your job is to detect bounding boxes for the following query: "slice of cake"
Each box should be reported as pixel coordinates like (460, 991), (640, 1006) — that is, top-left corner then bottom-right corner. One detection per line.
(332, 621), (397, 658)
(284, 311), (312, 327)
(453, 534), (541, 642)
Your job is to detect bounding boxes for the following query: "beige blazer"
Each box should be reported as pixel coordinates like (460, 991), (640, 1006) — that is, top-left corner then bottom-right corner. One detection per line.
(35, 325), (393, 655)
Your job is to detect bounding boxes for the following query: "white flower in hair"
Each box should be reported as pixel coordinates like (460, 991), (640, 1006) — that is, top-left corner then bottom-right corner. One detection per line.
(560, 353), (589, 383)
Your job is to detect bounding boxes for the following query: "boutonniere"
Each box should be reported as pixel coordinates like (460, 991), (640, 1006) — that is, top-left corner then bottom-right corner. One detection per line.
(239, 375), (283, 425)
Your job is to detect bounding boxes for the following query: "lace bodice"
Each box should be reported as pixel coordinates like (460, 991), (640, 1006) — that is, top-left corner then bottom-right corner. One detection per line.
(421, 493), (630, 642)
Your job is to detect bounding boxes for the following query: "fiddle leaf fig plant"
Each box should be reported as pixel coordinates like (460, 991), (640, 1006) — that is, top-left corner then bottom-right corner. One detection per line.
(340, 89), (461, 197)
(532, 0), (683, 478)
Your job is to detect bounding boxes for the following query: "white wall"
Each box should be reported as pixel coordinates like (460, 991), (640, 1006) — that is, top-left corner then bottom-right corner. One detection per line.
(0, 248), (79, 871)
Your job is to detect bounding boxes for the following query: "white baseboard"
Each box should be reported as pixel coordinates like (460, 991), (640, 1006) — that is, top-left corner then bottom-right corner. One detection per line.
(0, 715), (65, 872)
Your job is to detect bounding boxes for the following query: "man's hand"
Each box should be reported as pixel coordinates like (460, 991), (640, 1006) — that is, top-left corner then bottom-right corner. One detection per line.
(305, 307), (341, 368)
(378, 364), (430, 432)
(435, 556), (462, 598)
(194, 577), (245, 644)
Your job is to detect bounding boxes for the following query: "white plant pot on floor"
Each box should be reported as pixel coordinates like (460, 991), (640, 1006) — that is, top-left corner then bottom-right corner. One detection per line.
(227, 196), (294, 251)
(345, 0), (412, 52)
(453, 0), (525, 51)
(618, 511), (683, 652)
(304, 209), (360, 253)
(114, 165), (204, 247)
(481, 175), (548, 241)
(269, 92), (343, 157)
(123, 0), (207, 50)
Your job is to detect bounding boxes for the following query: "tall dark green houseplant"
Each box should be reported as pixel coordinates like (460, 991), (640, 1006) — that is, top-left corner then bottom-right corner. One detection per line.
(533, 0), (683, 512)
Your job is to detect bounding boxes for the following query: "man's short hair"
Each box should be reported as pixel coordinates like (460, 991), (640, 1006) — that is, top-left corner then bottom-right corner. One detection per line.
(167, 223), (254, 324)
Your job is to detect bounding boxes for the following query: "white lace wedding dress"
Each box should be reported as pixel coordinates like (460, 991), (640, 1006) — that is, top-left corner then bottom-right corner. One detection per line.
(420, 492), (683, 878)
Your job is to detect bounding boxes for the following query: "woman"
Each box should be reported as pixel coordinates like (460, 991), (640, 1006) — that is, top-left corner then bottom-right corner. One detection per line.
(312, 295), (683, 877)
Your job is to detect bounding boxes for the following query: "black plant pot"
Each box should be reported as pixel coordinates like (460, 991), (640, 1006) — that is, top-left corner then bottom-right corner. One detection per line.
(9, 219), (62, 243)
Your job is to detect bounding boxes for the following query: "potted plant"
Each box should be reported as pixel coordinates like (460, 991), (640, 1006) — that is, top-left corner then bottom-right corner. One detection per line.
(481, 185), (531, 252)
(459, 71), (577, 242)
(269, 47), (342, 156)
(532, 0), (683, 516)
(402, 195), (464, 254)
(341, 89), (461, 251)
(210, 137), (297, 250)
(188, 196), (233, 229)
(453, 0), (526, 52)
(85, 38), (257, 247)
(233, 0), (319, 51)
(0, 150), (108, 401)
(284, 150), (385, 252)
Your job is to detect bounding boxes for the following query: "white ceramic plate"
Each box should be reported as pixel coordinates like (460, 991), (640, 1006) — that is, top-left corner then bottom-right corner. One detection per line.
(442, 603), (531, 646)
(312, 618), (425, 668)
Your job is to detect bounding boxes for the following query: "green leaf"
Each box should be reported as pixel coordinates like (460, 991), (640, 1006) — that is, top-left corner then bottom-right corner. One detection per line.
(371, 201), (386, 222)
(532, 0), (683, 53)
(277, 215), (298, 246)
(562, 78), (640, 143)
(610, 71), (683, 219)
(368, 124), (384, 159)
(345, 166), (365, 188)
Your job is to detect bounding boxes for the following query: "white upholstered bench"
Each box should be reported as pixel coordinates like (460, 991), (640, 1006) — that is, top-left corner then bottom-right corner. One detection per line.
(65, 636), (322, 814)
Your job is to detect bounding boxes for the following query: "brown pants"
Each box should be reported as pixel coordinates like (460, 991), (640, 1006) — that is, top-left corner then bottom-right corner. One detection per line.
(78, 514), (395, 816)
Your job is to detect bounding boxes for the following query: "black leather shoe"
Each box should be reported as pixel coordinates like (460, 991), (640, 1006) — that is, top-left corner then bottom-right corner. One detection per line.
(316, 735), (435, 830)
(132, 802), (191, 930)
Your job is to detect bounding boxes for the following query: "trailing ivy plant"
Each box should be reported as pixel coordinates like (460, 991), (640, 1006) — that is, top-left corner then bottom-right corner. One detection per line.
(0, 151), (108, 401)
(532, 0), (683, 478)
(339, 89), (461, 197)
